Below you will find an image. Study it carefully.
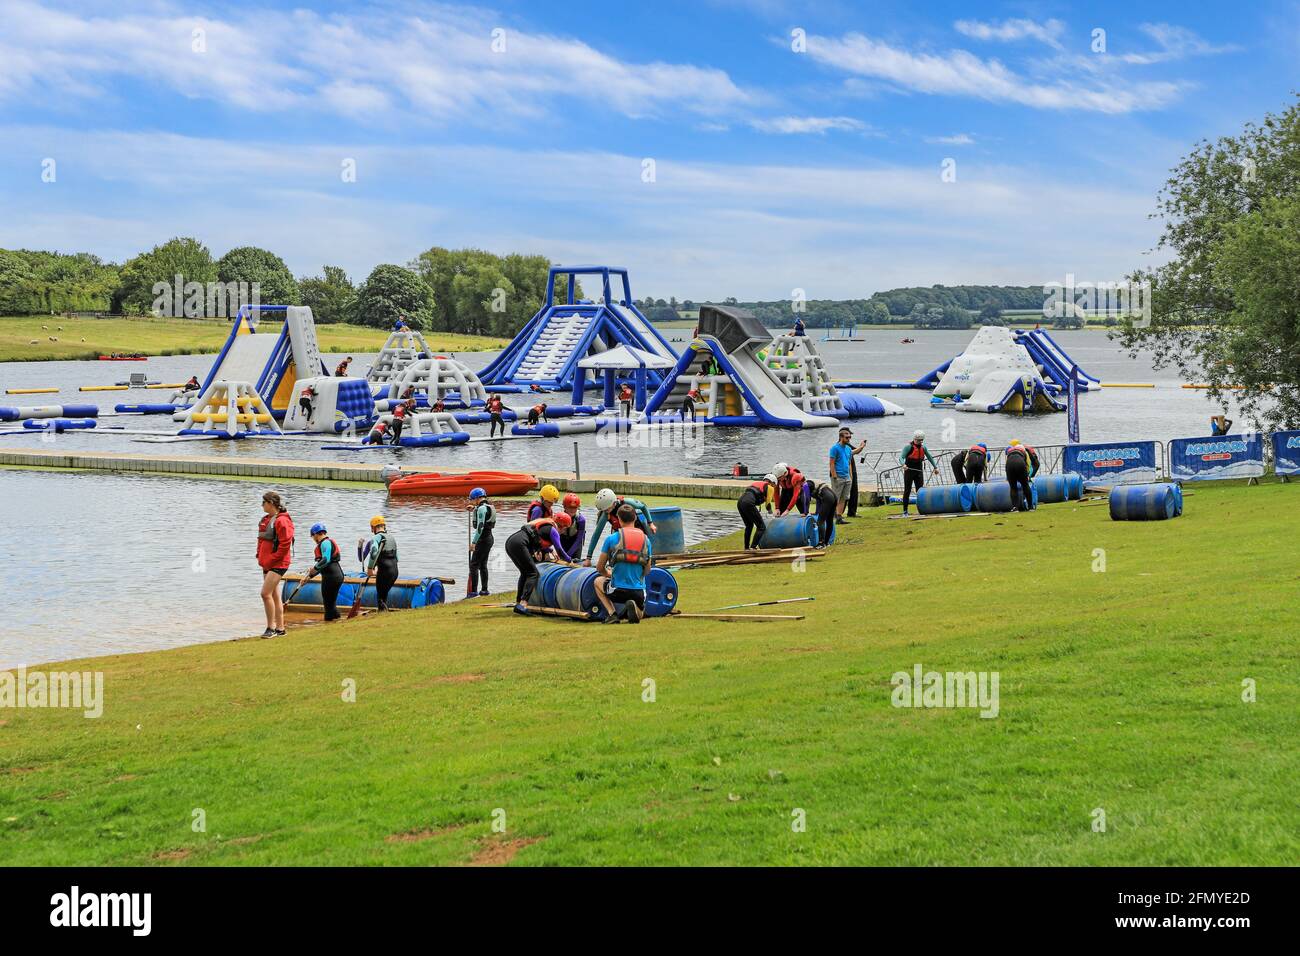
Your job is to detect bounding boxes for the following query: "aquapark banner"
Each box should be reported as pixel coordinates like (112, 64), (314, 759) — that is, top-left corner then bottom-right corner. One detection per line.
(1169, 434), (1265, 481)
(1063, 441), (1158, 484)
(1272, 430), (1300, 477)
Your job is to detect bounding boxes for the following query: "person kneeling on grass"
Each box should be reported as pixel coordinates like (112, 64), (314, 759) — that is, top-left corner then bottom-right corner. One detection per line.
(594, 505), (650, 624)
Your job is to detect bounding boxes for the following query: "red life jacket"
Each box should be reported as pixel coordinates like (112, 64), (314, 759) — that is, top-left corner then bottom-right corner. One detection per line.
(748, 480), (769, 494)
(525, 516), (559, 548)
(257, 511), (294, 568)
(780, 468), (804, 490)
(531, 404), (545, 416)
(906, 441), (926, 461)
(314, 537), (341, 567)
(968, 444), (986, 455)
(612, 527), (651, 567)
(528, 499), (551, 519)
(619, 385), (632, 399)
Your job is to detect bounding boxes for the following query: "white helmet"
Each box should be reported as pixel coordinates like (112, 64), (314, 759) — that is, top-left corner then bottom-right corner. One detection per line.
(763, 473), (777, 484)
(773, 462), (789, 479)
(595, 488), (617, 511)
(913, 429), (925, 440)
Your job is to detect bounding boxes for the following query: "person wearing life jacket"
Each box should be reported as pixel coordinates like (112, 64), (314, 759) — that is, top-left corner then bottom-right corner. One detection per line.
(504, 512), (574, 612)
(181, 375), (201, 394)
(593, 505), (652, 624)
(364, 515), (400, 610)
(486, 394), (507, 437)
(431, 397), (446, 413)
(963, 443), (989, 484)
(303, 522), (345, 621)
(364, 419), (390, 445)
(809, 481), (839, 549)
(898, 430), (938, 516)
(389, 403), (409, 445)
(298, 384), (317, 425)
(617, 382), (634, 418)
(256, 491), (294, 638)
(793, 316), (806, 337)
(585, 488), (657, 563)
(528, 484), (561, 522)
(468, 488), (496, 597)
(681, 386), (701, 422)
(737, 474), (776, 550)
(773, 462), (811, 516)
(557, 492), (586, 563)
(335, 356), (353, 377)
(526, 402), (549, 426)
(1003, 440), (1037, 512)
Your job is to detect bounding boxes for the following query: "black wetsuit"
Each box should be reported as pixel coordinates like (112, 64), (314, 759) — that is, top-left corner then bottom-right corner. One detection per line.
(965, 448), (987, 484)
(389, 413), (405, 445)
(737, 483), (768, 549)
(371, 533), (400, 609)
(470, 503), (495, 594)
(313, 537), (345, 621)
(812, 483), (838, 548)
(951, 450), (968, 484)
(488, 400), (506, 437)
(505, 527), (540, 605)
(1004, 448), (1035, 511)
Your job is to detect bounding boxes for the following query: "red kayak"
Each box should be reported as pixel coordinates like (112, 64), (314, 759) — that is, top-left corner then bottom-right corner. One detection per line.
(387, 470), (538, 497)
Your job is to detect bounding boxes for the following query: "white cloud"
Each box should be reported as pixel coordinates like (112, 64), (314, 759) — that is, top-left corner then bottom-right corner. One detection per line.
(925, 133), (975, 145)
(0, 0), (753, 122)
(0, 126), (1161, 299)
(954, 18), (1066, 49)
(806, 31), (1182, 113)
(748, 115), (869, 134)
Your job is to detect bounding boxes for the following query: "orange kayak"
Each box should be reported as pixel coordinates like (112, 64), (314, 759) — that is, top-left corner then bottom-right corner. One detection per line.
(387, 470), (539, 497)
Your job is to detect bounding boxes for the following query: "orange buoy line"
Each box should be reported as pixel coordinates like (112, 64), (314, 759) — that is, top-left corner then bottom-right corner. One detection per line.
(1182, 384), (1248, 390)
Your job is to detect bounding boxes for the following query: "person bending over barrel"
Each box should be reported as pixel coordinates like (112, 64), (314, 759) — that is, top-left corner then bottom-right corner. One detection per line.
(304, 523), (345, 621)
(737, 474), (776, 550)
(558, 492), (587, 563)
(594, 505), (651, 625)
(256, 491), (294, 638)
(810, 481), (839, 549)
(963, 443), (988, 484)
(505, 512), (573, 613)
(526, 402), (548, 426)
(773, 462), (811, 516)
(364, 515), (400, 610)
(1003, 440), (1038, 512)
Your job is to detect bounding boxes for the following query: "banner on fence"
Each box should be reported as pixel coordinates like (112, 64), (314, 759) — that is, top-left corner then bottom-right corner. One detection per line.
(1169, 433), (1265, 481)
(1067, 369), (1080, 444)
(1271, 430), (1300, 477)
(1062, 441), (1158, 485)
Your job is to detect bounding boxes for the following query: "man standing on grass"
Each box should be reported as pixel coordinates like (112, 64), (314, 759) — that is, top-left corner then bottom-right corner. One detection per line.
(829, 427), (866, 524)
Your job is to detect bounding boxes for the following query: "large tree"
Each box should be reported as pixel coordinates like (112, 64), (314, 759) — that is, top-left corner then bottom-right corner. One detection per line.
(116, 237), (216, 316)
(299, 265), (356, 324)
(216, 246), (300, 311)
(353, 264), (436, 330)
(1118, 97), (1300, 429)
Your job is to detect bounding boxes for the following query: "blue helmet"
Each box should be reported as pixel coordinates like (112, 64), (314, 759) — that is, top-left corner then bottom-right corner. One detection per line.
(310, 522), (327, 535)
(469, 487), (487, 500)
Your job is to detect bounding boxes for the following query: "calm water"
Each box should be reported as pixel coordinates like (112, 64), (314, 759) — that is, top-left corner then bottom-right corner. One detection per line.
(0, 329), (1223, 478)
(0, 470), (736, 669)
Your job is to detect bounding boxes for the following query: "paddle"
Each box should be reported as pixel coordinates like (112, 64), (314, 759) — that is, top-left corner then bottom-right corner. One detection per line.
(708, 596), (815, 611)
(466, 504), (475, 599)
(284, 568), (312, 606)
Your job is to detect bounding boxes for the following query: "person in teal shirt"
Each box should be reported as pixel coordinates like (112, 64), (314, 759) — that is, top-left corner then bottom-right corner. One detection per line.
(593, 505), (652, 624)
(585, 488), (656, 563)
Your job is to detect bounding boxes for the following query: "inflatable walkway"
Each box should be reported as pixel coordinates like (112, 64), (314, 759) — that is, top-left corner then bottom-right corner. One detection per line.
(1014, 328), (1100, 392)
(477, 266), (677, 393)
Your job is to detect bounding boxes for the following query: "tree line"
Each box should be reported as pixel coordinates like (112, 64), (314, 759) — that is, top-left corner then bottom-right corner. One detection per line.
(0, 240), (576, 337)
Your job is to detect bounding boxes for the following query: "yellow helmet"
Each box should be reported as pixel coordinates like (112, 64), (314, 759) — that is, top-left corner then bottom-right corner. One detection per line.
(1009, 439), (1022, 446)
(540, 484), (560, 503)
(369, 515), (386, 529)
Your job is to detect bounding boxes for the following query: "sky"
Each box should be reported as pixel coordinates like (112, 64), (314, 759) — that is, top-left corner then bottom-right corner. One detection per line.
(0, 0), (1296, 300)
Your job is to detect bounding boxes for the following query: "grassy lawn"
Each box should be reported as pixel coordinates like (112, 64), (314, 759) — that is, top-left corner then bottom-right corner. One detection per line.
(1, 481), (1295, 865)
(0, 315), (508, 362)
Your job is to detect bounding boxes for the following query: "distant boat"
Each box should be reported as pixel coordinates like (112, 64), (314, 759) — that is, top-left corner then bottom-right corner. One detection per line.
(899, 338), (915, 344)
(98, 353), (147, 361)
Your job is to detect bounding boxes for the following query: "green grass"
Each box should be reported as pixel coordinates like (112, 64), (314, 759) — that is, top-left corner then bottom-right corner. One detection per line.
(1, 482), (1295, 865)
(0, 315), (508, 362)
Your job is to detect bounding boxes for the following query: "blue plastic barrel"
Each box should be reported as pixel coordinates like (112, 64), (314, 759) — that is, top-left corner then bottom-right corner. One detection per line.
(1109, 483), (1180, 521)
(553, 567), (607, 618)
(649, 507), (685, 555)
(289, 576), (446, 610)
(643, 567), (679, 617)
(974, 481), (1039, 512)
(535, 563), (570, 607)
(761, 514), (819, 548)
(1032, 474), (1071, 504)
(916, 484), (976, 514)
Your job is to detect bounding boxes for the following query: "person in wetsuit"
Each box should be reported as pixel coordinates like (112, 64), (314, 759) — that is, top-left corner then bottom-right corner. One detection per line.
(737, 474), (776, 550)
(1004, 440), (1038, 512)
(505, 512), (573, 612)
(899, 430), (938, 516)
(486, 394), (507, 437)
(304, 523), (345, 621)
(365, 515), (400, 610)
(468, 488), (495, 597)
(810, 481), (839, 549)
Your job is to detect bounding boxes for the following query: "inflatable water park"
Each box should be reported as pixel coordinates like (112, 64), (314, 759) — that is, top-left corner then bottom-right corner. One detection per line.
(0, 265), (1116, 456)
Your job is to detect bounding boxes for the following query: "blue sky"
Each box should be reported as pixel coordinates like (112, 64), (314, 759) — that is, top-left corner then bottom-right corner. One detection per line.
(1, 0), (1295, 299)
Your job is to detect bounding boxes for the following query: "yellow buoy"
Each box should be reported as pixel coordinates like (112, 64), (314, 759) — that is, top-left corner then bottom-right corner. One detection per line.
(5, 387), (59, 394)
(78, 385), (130, 392)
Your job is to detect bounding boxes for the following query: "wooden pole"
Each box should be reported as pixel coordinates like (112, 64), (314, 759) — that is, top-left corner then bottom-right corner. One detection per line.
(668, 612), (805, 622)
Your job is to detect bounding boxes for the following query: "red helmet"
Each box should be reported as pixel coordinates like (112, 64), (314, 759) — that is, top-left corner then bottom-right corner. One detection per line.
(562, 492), (581, 508)
(554, 512), (573, 529)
